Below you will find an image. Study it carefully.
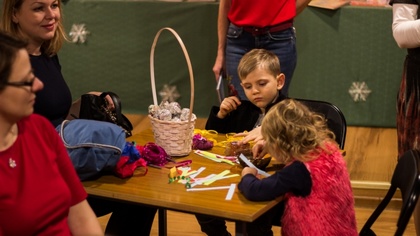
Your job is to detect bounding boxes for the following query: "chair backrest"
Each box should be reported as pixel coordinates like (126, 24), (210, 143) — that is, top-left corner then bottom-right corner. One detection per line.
(295, 98), (347, 149)
(359, 149), (420, 236)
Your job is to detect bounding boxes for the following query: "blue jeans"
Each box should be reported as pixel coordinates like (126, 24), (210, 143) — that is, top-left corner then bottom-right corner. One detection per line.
(225, 23), (297, 100)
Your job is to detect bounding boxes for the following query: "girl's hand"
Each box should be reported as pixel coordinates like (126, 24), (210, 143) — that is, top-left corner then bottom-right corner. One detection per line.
(241, 167), (258, 177)
(217, 96), (241, 119)
(235, 127), (263, 145)
(252, 140), (268, 159)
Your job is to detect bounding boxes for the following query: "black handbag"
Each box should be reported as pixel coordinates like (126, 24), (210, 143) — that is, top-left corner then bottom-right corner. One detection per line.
(79, 91), (133, 137)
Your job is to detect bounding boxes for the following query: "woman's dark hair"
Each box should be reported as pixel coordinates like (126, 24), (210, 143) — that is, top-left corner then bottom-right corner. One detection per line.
(0, 31), (28, 90)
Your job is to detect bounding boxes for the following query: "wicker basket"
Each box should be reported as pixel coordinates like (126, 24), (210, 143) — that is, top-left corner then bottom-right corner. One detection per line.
(148, 27), (196, 157)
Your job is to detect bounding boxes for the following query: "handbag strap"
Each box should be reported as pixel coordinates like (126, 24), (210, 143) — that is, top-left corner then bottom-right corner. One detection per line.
(100, 91), (133, 137)
(100, 91), (124, 123)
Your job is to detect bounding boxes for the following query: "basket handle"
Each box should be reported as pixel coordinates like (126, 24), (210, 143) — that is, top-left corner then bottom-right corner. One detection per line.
(150, 27), (195, 123)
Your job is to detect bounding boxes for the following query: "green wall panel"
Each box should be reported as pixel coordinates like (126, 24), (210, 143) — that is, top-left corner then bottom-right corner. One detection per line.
(291, 6), (405, 127)
(0, 0), (406, 127)
(59, 1), (220, 118)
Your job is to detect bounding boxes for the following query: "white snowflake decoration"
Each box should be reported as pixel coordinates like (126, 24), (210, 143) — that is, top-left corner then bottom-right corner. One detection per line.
(348, 81), (372, 102)
(69, 24), (90, 44)
(159, 84), (180, 102)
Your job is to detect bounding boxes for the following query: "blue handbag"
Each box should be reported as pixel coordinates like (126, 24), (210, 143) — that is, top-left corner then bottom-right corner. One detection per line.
(56, 119), (126, 181)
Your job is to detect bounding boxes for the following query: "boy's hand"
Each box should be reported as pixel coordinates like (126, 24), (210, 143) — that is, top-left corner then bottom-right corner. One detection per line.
(241, 167), (258, 177)
(217, 96), (241, 119)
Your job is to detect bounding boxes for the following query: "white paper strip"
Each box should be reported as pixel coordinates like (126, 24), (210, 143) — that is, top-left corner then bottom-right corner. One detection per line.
(203, 170), (230, 185)
(190, 173), (215, 188)
(190, 167), (206, 178)
(225, 184), (236, 200)
(238, 154), (270, 177)
(186, 186), (231, 191)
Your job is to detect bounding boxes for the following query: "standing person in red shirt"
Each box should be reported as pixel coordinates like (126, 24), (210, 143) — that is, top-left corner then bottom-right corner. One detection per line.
(212, 0), (311, 100)
(0, 31), (103, 236)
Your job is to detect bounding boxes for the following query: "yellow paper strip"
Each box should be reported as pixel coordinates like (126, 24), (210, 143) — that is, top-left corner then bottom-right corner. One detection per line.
(196, 150), (235, 165)
(186, 186), (231, 191)
(194, 150), (222, 163)
(203, 170), (230, 185)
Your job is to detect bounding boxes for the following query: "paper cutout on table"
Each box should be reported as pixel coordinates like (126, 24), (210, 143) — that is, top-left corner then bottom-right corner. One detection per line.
(238, 154), (270, 177)
(194, 150), (235, 165)
(168, 165), (238, 200)
(189, 167), (206, 178)
(308, 0), (350, 10)
(168, 166), (200, 189)
(179, 166), (197, 176)
(203, 170), (231, 185)
(204, 174), (239, 186)
(186, 184), (236, 200)
(225, 184), (236, 200)
(190, 171), (239, 188)
(186, 185), (232, 192)
(194, 150), (222, 163)
(190, 174), (216, 188)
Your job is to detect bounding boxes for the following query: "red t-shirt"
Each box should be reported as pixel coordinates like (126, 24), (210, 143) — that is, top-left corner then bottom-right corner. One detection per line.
(0, 114), (87, 235)
(228, 0), (296, 27)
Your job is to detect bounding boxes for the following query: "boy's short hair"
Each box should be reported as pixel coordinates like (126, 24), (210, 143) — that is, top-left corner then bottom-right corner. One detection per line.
(237, 49), (281, 81)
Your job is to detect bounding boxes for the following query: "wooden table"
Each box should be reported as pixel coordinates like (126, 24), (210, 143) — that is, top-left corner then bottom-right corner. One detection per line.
(82, 129), (281, 236)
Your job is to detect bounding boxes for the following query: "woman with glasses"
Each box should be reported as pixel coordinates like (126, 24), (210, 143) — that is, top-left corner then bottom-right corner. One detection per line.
(0, 31), (103, 235)
(0, 0), (156, 235)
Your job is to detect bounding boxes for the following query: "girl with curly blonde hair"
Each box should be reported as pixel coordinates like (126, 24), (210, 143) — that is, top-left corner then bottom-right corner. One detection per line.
(239, 99), (358, 236)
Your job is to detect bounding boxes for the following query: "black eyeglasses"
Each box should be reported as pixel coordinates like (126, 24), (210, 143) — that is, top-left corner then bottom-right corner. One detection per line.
(5, 79), (35, 88)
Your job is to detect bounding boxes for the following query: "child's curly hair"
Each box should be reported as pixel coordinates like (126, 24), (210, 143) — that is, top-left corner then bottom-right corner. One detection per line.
(261, 99), (336, 163)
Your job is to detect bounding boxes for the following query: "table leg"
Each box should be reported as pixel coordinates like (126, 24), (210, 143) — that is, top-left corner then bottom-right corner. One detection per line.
(158, 209), (167, 236)
(235, 221), (247, 236)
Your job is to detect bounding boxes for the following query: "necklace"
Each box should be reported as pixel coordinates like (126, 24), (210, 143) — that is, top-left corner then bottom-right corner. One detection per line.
(9, 158), (16, 168)
(1, 124), (18, 168)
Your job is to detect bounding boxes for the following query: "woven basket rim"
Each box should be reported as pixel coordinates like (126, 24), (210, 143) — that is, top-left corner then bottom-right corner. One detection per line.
(148, 114), (196, 125)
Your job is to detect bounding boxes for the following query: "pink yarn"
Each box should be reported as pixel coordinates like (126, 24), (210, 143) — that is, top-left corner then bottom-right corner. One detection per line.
(192, 134), (213, 150)
(142, 142), (171, 166)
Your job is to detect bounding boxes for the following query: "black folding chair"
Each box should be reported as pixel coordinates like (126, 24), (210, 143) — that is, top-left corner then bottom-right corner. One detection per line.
(359, 149), (420, 236)
(296, 98), (347, 149)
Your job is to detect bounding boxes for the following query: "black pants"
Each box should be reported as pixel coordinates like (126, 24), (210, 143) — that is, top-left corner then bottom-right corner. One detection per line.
(88, 196), (157, 236)
(195, 202), (284, 236)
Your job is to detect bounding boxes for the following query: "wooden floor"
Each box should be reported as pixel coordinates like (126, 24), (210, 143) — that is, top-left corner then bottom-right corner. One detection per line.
(98, 207), (415, 235)
(96, 114), (416, 235)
